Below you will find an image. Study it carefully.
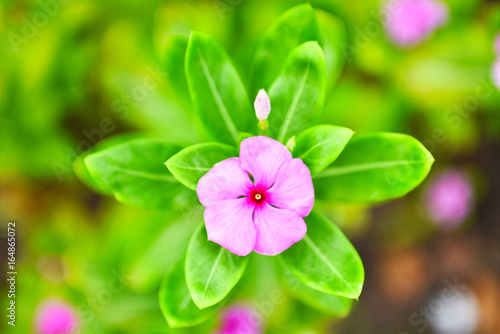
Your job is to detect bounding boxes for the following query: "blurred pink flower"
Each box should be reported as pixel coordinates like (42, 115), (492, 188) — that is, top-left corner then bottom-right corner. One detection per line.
(35, 299), (79, 334)
(213, 305), (262, 334)
(197, 136), (314, 256)
(384, 0), (449, 47)
(425, 170), (473, 229)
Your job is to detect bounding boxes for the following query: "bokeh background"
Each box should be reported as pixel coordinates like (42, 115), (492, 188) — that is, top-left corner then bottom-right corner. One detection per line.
(1, 0), (500, 333)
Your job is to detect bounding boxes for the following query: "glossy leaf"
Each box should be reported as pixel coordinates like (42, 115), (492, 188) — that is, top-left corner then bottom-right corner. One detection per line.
(159, 259), (218, 328)
(250, 3), (321, 94)
(185, 32), (255, 145)
(294, 125), (354, 175)
(84, 138), (185, 210)
(281, 211), (364, 299)
(267, 42), (327, 142)
(74, 154), (111, 195)
(186, 224), (249, 309)
(314, 133), (435, 203)
(166, 142), (237, 190)
(280, 264), (354, 316)
(73, 133), (144, 195)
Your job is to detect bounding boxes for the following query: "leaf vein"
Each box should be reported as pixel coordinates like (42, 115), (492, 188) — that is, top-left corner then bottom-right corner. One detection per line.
(110, 166), (178, 182)
(277, 62), (310, 142)
(303, 235), (354, 293)
(197, 48), (239, 144)
(313, 160), (429, 179)
(169, 164), (211, 171)
(298, 137), (342, 159)
(201, 248), (225, 304)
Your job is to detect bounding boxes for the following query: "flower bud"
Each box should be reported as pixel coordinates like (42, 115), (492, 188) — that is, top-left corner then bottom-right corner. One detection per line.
(286, 136), (296, 152)
(254, 89), (271, 121)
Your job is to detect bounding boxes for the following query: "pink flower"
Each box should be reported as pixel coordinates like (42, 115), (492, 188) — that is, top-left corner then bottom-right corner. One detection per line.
(197, 136), (314, 256)
(384, 0), (448, 47)
(212, 305), (262, 334)
(35, 299), (79, 334)
(254, 89), (271, 121)
(425, 170), (473, 229)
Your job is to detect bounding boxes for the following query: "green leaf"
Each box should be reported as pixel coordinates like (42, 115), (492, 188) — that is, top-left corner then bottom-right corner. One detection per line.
(280, 264), (354, 316)
(73, 133), (144, 195)
(74, 154), (111, 195)
(159, 259), (219, 328)
(267, 41), (327, 142)
(162, 35), (191, 109)
(313, 133), (435, 203)
(294, 125), (354, 175)
(84, 138), (185, 210)
(281, 210), (364, 299)
(251, 3), (321, 94)
(185, 32), (255, 145)
(166, 142), (237, 190)
(316, 10), (347, 89)
(186, 224), (249, 309)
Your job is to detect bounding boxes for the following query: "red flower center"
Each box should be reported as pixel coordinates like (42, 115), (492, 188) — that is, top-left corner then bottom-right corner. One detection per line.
(250, 188), (266, 204)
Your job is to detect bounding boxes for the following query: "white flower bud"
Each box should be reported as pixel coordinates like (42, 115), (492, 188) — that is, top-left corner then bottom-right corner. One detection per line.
(254, 89), (271, 121)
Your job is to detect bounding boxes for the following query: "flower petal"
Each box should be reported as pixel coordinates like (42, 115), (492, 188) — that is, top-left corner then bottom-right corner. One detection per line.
(240, 136), (292, 189)
(253, 203), (307, 256)
(197, 157), (253, 207)
(265, 158), (314, 217)
(204, 198), (257, 256)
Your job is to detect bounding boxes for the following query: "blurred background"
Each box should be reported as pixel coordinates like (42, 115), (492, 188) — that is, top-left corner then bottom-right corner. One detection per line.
(1, 0), (500, 333)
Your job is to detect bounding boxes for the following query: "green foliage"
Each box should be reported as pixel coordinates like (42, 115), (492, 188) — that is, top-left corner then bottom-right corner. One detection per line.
(185, 225), (249, 309)
(185, 32), (255, 145)
(281, 211), (364, 299)
(314, 133), (435, 203)
(159, 259), (219, 328)
(316, 9), (347, 89)
(251, 3), (321, 94)
(281, 265), (354, 316)
(162, 35), (191, 109)
(84, 138), (185, 210)
(166, 142), (238, 190)
(31, 3), (445, 331)
(294, 125), (354, 175)
(267, 41), (327, 142)
(7, 0), (492, 332)
(73, 133), (144, 195)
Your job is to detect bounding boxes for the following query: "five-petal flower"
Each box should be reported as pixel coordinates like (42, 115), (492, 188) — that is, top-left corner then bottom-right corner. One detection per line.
(197, 136), (314, 256)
